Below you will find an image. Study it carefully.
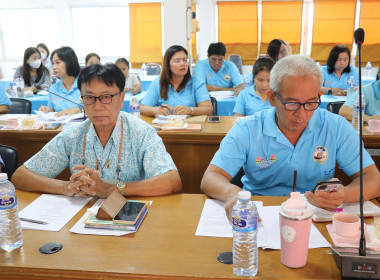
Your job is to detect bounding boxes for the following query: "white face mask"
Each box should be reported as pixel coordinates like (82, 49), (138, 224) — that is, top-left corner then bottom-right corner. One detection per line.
(29, 59), (41, 69)
(40, 53), (47, 60)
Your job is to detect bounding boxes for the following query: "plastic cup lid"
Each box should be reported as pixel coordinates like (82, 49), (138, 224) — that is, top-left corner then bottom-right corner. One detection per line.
(280, 192), (313, 219)
(0, 173), (8, 181)
(238, 191), (251, 200)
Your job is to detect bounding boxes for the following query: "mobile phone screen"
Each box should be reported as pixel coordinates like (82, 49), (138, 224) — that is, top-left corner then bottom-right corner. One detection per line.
(114, 201), (146, 222)
(208, 116), (220, 123)
(312, 181), (342, 193)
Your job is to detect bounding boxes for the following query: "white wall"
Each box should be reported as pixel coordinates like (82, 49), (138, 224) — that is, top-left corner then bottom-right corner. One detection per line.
(163, 0), (188, 50)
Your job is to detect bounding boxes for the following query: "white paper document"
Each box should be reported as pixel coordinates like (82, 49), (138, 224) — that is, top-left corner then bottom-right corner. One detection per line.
(195, 199), (331, 250)
(34, 110), (84, 123)
(209, 91), (234, 99)
(19, 194), (91, 231)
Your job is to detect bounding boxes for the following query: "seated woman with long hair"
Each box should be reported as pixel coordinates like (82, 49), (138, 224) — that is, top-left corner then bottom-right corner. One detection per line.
(141, 45), (212, 116)
(13, 47), (52, 92)
(266, 39), (292, 62)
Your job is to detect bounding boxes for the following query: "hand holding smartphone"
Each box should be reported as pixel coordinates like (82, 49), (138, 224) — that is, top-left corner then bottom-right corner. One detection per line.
(312, 180), (342, 193)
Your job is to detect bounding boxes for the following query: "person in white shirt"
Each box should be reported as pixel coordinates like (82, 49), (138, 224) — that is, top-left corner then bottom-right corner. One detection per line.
(115, 58), (142, 95)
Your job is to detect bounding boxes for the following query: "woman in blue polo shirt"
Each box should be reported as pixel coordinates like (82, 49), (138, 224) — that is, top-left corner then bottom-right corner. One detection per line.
(234, 56), (274, 116)
(39, 46), (82, 116)
(141, 45), (212, 116)
(321, 44), (359, 96)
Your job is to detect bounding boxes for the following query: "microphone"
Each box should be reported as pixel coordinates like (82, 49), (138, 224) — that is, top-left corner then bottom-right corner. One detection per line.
(40, 87), (86, 120)
(331, 28), (380, 279)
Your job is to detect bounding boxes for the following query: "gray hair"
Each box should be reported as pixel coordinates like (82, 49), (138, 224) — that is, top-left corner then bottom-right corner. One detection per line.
(270, 55), (323, 93)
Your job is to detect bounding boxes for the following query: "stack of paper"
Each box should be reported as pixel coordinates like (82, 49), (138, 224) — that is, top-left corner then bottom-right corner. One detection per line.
(209, 91), (234, 99)
(34, 111), (85, 123)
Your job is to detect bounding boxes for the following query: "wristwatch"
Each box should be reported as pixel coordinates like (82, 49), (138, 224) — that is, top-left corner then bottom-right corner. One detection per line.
(116, 182), (127, 196)
(189, 107), (194, 114)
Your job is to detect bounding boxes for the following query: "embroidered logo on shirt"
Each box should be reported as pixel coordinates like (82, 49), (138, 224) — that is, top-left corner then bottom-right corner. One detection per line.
(224, 74), (231, 81)
(256, 154), (276, 169)
(313, 146), (328, 164)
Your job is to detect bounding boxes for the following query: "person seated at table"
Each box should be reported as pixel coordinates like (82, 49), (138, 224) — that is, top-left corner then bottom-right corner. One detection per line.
(39, 46), (82, 117)
(0, 82), (11, 114)
(13, 47), (52, 93)
(12, 63), (181, 198)
(36, 43), (53, 73)
(141, 45), (212, 116)
(339, 68), (380, 122)
(194, 42), (244, 96)
(321, 44), (359, 96)
(266, 39), (292, 62)
(115, 58), (142, 95)
(201, 55), (380, 220)
(85, 53), (101, 66)
(234, 56), (274, 116)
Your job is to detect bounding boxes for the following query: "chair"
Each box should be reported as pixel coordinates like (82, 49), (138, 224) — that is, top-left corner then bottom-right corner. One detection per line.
(209, 95), (218, 116)
(0, 145), (18, 180)
(228, 54), (243, 75)
(230, 167), (245, 188)
(326, 101), (345, 114)
(9, 98), (32, 114)
(146, 63), (162, 75)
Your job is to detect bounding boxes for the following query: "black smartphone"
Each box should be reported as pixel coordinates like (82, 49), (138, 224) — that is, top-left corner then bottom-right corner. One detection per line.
(113, 201), (146, 225)
(312, 180), (342, 193)
(208, 116), (220, 123)
(44, 122), (61, 130)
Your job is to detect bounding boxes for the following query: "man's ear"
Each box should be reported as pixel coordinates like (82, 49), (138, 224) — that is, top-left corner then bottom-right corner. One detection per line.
(267, 90), (276, 106)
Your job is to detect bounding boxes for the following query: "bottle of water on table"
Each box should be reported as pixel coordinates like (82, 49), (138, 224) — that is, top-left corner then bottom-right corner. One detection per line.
(352, 95), (365, 132)
(366, 62), (372, 77)
(141, 63), (147, 81)
(232, 190), (258, 276)
(0, 173), (23, 251)
(244, 75), (251, 88)
(129, 96), (140, 118)
(347, 75), (355, 99)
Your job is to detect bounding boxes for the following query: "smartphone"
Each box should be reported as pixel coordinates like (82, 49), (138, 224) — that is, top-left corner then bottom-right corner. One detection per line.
(44, 122), (61, 130)
(113, 201), (147, 225)
(208, 116), (220, 123)
(312, 180), (342, 193)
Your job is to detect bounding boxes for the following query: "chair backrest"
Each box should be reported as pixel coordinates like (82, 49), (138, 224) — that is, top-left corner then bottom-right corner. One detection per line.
(228, 54), (243, 75)
(146, 63), (162, 75)
(327, 101), (345, 114)
(9, 98), (32, 114)
(0, 145), (18, 180)
(209, 95), (218, 116)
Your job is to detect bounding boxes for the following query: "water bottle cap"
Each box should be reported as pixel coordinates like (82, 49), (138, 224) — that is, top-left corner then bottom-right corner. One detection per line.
(279, 192), (313, 220)
(238, 191), (251, 200)
(0, 173), (8, 181)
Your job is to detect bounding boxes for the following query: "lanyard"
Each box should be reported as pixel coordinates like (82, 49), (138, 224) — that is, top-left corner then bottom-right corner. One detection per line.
(82, 119), (124, 181)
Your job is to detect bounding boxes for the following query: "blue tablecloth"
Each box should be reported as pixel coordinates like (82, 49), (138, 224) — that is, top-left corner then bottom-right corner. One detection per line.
(15, 91), (147, 114)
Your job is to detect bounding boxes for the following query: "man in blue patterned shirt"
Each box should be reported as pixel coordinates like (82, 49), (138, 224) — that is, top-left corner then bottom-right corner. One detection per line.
(12, 64), (181, 198)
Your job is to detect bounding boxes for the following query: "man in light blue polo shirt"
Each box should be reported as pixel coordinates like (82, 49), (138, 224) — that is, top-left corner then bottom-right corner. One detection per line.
(194, 42), (244, 96)
(201, 55), (380, 220)
(339, 76), (380, 123)
(0, 82), (11, 114)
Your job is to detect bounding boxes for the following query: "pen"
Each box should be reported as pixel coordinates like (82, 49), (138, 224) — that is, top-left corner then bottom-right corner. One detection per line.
(20, 217), (48, 225)
(158, 105), (173, 114)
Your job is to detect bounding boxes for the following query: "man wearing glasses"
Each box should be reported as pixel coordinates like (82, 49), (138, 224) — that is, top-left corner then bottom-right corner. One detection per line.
(201, 55), (380, 220)
(12, 64), (181, 198)
(194, 42), (244, 96)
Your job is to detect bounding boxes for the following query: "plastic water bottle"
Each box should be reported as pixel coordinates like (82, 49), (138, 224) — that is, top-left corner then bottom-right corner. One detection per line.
(232, 190), (258, 277)
(244, 75), (251, 88)
(141, 63), (147, 81)
(366, 62), (372, 77)
(9, 82), (16, 98)
(347, 76), (355, 99)
(352, 95), (365, 132)
(0, 173), (23, 251)
(129, 96), (140, 118)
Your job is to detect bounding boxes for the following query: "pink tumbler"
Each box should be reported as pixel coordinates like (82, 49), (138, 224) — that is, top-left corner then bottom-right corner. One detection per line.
(279, 192), (313, 268)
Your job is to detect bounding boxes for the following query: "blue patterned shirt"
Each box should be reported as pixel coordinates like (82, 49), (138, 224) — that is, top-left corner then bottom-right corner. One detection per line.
(25, 112), (177, 182)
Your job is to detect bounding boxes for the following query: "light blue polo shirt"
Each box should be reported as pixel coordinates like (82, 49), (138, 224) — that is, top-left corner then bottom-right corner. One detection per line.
(233, 86), (272, 116)
(142, 76), (210, 107)
(194, 59), (243, 89)
(0, 82), (11, 106)
(321, 65), (359, 90)
(47, 77), (81, 112)
(344, 80), (380, 116)
(211, 107), (374, 196)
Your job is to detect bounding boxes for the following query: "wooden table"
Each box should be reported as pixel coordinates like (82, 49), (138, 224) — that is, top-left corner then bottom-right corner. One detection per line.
(0, 116), (379, 193)
(0, 190), (343, 279)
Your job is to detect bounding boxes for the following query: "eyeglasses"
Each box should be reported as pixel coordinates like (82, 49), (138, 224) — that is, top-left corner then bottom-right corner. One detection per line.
(171, 58), (189, 64)
(275, 92), (320, 111)
(209, 56), (224, 63)
(81, 92), (121, 105)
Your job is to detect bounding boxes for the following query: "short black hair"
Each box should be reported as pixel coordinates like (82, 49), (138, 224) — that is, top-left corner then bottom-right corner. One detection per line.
(51, 46), (81, 77)
(253, 56), (275, 77)
(115, 57), (129, 68)
(78, 63), (125, 92)
(326, 44), (351, 74)
(207, 42), (226, 57)
(266, 39), (285, 62)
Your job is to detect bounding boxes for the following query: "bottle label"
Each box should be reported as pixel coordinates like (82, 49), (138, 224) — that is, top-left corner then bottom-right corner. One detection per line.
(0, 194), (17, 210)
(232, 216), (257, 232)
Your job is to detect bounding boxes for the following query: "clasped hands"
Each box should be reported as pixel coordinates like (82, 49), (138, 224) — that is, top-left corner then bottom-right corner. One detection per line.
(157, 104), (192, 116)
(65, 165), (114, 198)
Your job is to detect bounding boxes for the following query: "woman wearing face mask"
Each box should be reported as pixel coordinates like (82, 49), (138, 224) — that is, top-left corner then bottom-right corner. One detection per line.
(36, 43), (53, 73)
(13, 47), (52, 93)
